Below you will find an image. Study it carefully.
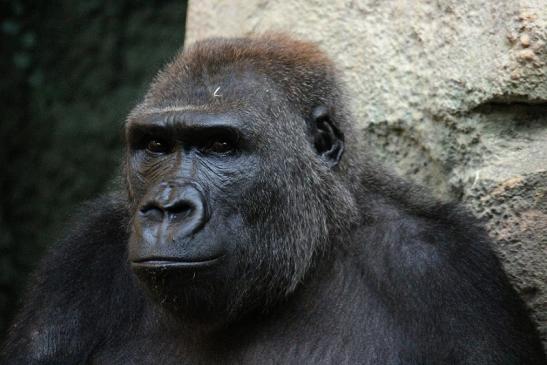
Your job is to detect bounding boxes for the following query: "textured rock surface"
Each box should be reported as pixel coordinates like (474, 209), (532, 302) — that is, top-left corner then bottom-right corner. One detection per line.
(186, 0), (547, 345)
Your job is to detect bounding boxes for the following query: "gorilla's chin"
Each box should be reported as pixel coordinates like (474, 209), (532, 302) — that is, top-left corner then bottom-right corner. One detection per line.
(131, 254), (293, 328)
(132, 264), (234, 325)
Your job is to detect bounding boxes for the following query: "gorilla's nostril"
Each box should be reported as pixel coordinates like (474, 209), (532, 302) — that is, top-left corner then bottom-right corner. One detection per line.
(139, 203), (165, 222)
(139, 200), (195, 223)
(164, 201), (194, 220)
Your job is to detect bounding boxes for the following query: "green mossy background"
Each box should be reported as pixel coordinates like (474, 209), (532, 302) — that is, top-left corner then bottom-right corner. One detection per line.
(0, 0), (187, 339)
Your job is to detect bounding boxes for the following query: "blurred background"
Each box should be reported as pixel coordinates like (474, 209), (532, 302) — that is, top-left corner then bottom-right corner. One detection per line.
(0, 0), (187, 339)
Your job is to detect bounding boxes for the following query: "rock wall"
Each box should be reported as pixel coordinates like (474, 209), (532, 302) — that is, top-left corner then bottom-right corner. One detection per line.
(186, 0), (547, 345)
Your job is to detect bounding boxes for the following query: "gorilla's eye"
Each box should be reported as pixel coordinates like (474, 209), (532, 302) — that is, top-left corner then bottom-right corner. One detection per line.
(146, 139), (170, 154)
(201, 138), (235, 155)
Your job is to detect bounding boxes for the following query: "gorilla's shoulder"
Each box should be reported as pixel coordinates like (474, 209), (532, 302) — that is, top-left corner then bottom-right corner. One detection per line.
(359, 168), (488, 243)
(2, 195), (138, 364)
(356, 173), (495, 270)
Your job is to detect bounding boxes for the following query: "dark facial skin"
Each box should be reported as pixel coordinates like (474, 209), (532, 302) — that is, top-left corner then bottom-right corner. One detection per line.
(127, 111), (250, 265)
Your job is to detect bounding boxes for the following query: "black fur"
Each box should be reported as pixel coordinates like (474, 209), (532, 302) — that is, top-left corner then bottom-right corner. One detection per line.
(1, 34), (545, 364)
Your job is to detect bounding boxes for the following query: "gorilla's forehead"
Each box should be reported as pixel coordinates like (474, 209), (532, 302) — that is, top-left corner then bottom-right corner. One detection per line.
(145, 65), (287, 113)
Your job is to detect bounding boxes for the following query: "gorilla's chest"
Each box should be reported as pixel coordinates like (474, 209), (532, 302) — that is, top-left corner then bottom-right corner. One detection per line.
(89, 329), (369, 365)
(89, 290), (390, 364)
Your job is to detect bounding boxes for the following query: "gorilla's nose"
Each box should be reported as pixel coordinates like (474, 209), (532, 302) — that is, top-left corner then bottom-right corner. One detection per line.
(139, 183), (208, 238)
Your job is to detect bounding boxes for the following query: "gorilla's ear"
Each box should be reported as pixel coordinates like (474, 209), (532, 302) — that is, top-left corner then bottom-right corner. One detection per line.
(310, 105), (345, 167)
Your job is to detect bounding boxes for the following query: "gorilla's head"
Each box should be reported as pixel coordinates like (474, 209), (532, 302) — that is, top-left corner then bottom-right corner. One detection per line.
(124, 34), (359, 325)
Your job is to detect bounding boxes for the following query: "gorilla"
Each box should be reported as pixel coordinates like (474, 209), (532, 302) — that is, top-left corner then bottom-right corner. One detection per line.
(1, 34), (545, 364)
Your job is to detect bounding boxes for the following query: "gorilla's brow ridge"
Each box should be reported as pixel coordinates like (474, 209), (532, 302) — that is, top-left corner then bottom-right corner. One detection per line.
(141, 105), (212, 115)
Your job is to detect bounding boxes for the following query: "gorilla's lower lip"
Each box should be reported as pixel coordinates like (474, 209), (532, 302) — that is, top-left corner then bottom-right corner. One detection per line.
(131, 256), (223, 269)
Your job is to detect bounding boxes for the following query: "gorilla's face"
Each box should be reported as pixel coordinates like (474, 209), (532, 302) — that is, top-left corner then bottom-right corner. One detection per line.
(124, 71), (355, 324)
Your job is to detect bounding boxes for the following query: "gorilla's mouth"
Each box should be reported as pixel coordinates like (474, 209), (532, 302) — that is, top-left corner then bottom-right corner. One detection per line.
(131, 255), (224, 269)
